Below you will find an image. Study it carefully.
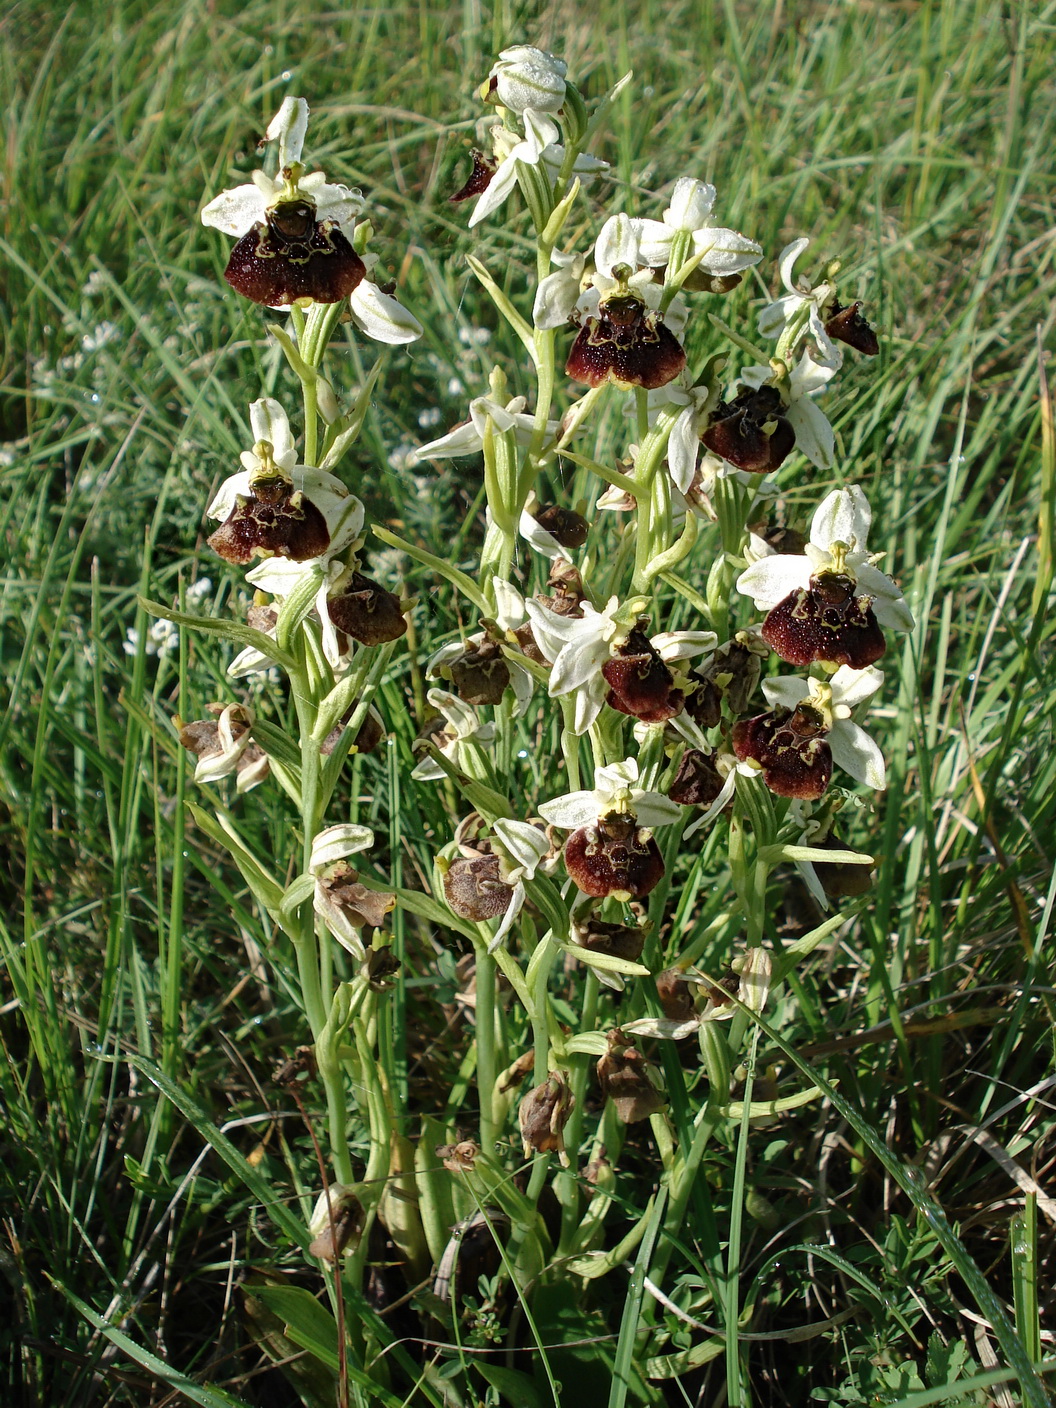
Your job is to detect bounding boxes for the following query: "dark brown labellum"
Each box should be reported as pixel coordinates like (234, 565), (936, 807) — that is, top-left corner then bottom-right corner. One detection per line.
(224, 203), (367, 306)
(811, 831), (876, 898)
(326, 572), (407, 646)
(443, 853), (512, 921)
(669, 748), (725, 807)
(532, 504), (589, 549)
(596, 1034), (666, 1123)
(565, 294), (686, 390)
(732, 705), (833, 800)
(448, 639), (510, 706)
(761, 572), (886, 669)
(513, 621), (547, 664)
(208, 478), (331, 564)
(563, 813), (665, 899)
(602, 629), (684, 723)
(656, 967), (695, 1021)
(701, 385), (795, 473)
(684, 672), (722, 729)
(365, 944), (401, 990)
(450, 149), (496, 202)
(322, 863), (396, 930)
(824, 300), (879, 356)
(575, 919), (647, 964)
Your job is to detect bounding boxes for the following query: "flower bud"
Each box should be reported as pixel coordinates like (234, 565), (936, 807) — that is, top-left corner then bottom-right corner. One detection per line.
(442, 853), (513, 921)
(519, 1071), (574, 1164)
(596, 1029), (666, 1123)
(326, 571), (408, 645)
(563, 813), (665, 900)
(487, 45), (567, 114)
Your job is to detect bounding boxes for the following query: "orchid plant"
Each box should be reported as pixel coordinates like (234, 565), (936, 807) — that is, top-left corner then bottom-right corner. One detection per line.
(150, 45), (913, 1387)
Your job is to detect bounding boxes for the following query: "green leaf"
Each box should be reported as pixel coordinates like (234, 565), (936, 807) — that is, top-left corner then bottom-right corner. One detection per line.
(60, 1287), (251, 1407)
(139, 598), (296, 670)
(476, 1362), (549, 1408)
(186, 803), (286, 918)
(465, 255), (537, 362)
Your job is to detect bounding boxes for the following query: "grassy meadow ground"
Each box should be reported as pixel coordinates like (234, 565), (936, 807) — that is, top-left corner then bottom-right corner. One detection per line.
(1, 0), (1055, 1403)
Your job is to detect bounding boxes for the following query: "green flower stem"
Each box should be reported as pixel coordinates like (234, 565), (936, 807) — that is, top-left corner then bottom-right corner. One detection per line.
(474, 941), (499, 1155)
(631, 405), (679, 593)
(556, 968), (599, 1248)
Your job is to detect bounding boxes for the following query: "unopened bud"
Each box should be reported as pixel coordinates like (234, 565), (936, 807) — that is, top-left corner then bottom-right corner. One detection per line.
(519, 1071), (574, 1164)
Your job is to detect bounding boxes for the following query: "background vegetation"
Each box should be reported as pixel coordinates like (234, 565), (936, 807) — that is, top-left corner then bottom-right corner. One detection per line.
(1, 0), (1054, 1403)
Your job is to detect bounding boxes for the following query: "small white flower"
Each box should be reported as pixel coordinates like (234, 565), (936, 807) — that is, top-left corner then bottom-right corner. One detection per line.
(539, 756), (683, 831)
(762, 665), (886, 790)
(488, 46), (568, 114)
(644, 382), (718, 494)
(736, 485), (914, 633)
(738, 350), (838, 471)
(412, 391), (557, 461)
(635, 177), (763, 277)
(411, 688), (497, 781)
(200, 98), (364, 240)
(757, 238), (840, 366)
(191, 703), (254, 784)
(526, 597), (713, 736)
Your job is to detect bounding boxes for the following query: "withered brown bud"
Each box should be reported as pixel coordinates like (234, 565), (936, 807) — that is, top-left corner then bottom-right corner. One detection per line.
(732, 705), (832, 800)
(320, 863), (396, 930)
(436, 1139), (480, 1173)
(208, 476), (331, 565)
(702, 384), (795, 474)
(308, 1186), (365, 1262)
(656, 967), (696, 1022)
(596, 1030), (666, 1123)
(703, 971), (741, 1009)
(450, 148), (496, 203)
(824, 300), (879, 356)
(566, 294), (686, 390)
(448, 639), (510, 706)
(443, 853), (513, 921)
(532, 505), (589, 549)
(669, 748), (725, 807)
(272, 1045), (317, 1086)
(761, 573), (885, 670)
(684, 672), (722, 729)
(573, 918), (647, 965)
(326, 572), (407, 646)
(497, 1049), (536, 1095)
(224, 202), (366, 307)
(810, 831), (876, 898)
(602, 628), (684, 723)
(563, 813), (665, 900)
(321, 703), (385, 756)
(519, 1071), (574, 1164)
